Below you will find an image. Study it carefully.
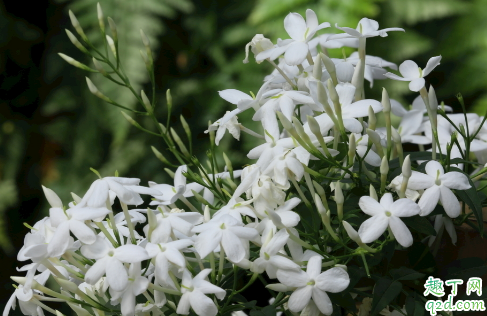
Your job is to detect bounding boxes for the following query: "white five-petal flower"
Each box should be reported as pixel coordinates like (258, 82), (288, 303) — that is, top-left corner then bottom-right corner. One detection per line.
(275, 256), (350, 315)
(384, 56), (442, 91)
(407, 161), (471, 217)
(358, 193), (420, 247)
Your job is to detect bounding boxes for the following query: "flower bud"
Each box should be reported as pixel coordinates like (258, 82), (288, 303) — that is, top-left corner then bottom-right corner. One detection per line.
(68, 10), (88, 42)
(204, 205), (211, 223)
(368, 105), (377, 130)
(151, 146), (174, 166)
(97, 3), (105, 33)
(166, 89), (173, 115)
(59, 54), (96, 72)
(366, 129), (384, 158)
(327, 79), (340, 113)
(141, 90), (152, 113)
(266, 283), (292, 292)
(380, 155), (389, 175)
(65, 30), (89, 54)
(348, 133), (356, 164)
(140, 29), (153, 64)
(92, 58), (107, 76)
(334, 182), (344, 204)
(85, 77), (112, 102)
(54, 277), (79, 293)
(351, 59), (364, 100)
(343, 221), (360, 243)
(313, 54), (322, 80)
(107, 17), (118, 43)
(402, 154), (412, 178)
(381, 88), (391, 113)
(106, 35), (117, 58)
(320, 53), (337, 85)
(170, 127), (191, 158)
(369, 184), (378, 201)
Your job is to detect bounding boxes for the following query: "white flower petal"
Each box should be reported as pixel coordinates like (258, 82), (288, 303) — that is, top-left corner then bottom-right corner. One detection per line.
(359, 196), (383, 216)
(390, 199), (420, 217)
(288, 286), (313, 312)
(440, 172), (471, 190)
(399, 60), (420, 79)
(284, 41), (309, 66)
(284, 13), (307, 41)
(418, 186), (441, 216)
(106, 257), (128, 292)
(358, 215), (388, 243)
(389, 216), (413, 247)
(409, 78), (425, 92)
(439, 186), (461, 218)
(422, 56), (442, 77)
(312, 288), (333, 315)
(218, 89), (251, 105)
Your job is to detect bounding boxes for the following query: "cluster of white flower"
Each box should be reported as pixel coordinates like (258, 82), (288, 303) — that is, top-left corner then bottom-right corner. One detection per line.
(7, 7), (487, 316)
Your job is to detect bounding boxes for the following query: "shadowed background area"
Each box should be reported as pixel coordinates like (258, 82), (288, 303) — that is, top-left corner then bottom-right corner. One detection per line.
(2, 0), (487, 313)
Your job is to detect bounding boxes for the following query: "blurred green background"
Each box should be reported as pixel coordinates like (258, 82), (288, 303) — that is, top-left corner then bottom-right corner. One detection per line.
(1, 0), (486, 312)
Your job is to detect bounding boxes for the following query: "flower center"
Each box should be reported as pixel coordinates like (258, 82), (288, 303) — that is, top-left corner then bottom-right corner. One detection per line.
(220, 223), (226, 230)
(307, 280), (315, 286)
(108, 250), (115, 257)
(264, 252), (270, 260)
(385, 211), (392, 217)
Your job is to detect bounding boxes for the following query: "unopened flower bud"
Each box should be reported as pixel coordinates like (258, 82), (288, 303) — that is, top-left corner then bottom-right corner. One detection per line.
(68, 10), (88, 42)
(381, 88), (391, 113)
(59, 53), (96, 72)
(65, 30), (89, 54)
(107, 17), (118, 43)
(369, 184), (378, 201)
(85, 77), (111, 102)
(366, 129), (384, 158)
(313, 54), (322, 80)
(106, 35), (117, 58)
(343, 221), (360, 243)
(351, 59), (364, 100)
(92, 58), (107, 76)
(327, 79), (340, 113)
(204, 205), (211, 222)
(320, 53), (337, 85)
(54, 277), (78, 293)
(368, 106), (377, 130)
(348, 133), (356, 164)
(380, 156), (389, 175)
(141, 90), (152, 113)
(402, 154), (411, 178)
(97, 3), (105, 33)
(151, 146), (174, 166)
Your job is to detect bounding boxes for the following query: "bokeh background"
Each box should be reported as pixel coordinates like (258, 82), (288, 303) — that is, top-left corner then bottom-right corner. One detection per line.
(2, 0), (487, 313)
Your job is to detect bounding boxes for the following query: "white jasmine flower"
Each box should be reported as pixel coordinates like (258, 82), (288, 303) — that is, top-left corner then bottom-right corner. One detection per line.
(256, 10), (330, 65)
(332, 18), (404, 39)
(310, 82), (383, 134)
(384, 56), (442, 91)
(146, 238), (193, 288)
(407, 161), (471, 217)
(146, 207), (202, 243)
(192, 214), (259, 262)
(252, 228), (300, 278)
(358, 193), (420, 247)
(205, 110), (241, 145)
(78, 177), (158, 208)
(177, 269), (226, 316)
(276, 256), (350, 315)
(48, 206), (110, 257)
(149, 165), (204, 205)
(4, 270), (50, 316)
(109, 263), (149, 316)
(263, 150), (304, 187)
(81, 236), (149, 291)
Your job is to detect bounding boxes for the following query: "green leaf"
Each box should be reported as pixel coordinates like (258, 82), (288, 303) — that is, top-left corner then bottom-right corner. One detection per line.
(402, 216), (436, 236)
(371, 278), (402, 316)
(250, 305), (277, 316)
(405, 294), (426, 316)
(455, 176), (484, 236)
(390, 267), (425, 281)
(445, 257), (487, 281)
